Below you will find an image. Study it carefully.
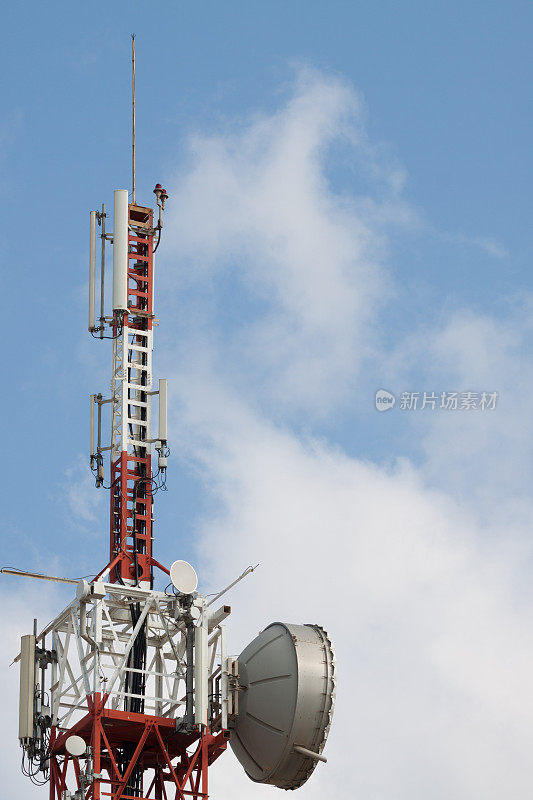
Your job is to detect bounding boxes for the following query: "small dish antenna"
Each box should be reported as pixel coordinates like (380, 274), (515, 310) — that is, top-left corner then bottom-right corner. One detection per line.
(65, 735), (87, 758)
(170, 560), (198, 595)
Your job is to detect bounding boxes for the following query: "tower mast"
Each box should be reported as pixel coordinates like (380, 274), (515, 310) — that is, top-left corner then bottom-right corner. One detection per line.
(109, 189), (157, 588)
(132, 33), (136, 205)
(16, 43), (230, 800)
(11, 40), (335, 800)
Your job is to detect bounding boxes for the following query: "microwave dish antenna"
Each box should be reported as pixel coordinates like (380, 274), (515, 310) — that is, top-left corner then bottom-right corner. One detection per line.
(170, 559), (198, 594)
(230, 622), (336, 790)
(65, 735), (87, 758)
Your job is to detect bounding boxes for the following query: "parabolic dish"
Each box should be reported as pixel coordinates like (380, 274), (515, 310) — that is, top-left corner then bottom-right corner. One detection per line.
(65, 735), (87, 757)
(170, 560), (198, 595)
(230, 622), (336, 790)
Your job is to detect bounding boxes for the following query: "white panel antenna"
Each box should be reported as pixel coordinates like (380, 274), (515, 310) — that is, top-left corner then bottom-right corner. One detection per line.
(158, 378), (167, 442)
(89, 211), (96, 331)
(112, 189), (129, 311)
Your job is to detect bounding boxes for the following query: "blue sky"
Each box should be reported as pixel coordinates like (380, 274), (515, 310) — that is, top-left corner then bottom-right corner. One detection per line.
(1, 2), (533, 798)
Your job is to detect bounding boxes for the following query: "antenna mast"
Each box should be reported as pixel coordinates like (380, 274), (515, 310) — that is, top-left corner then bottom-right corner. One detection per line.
(11, 38), (335, 800)
(132, 33), (136, 204)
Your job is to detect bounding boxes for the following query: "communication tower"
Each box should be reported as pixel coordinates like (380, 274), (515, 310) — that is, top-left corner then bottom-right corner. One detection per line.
(6, 40), (336, 800)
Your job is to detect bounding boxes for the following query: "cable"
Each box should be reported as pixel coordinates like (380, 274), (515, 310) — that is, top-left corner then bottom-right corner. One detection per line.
(90, 321), (123, 341)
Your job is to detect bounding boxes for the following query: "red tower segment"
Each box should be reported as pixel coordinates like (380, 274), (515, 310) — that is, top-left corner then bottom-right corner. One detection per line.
(110, 204), (155, 586)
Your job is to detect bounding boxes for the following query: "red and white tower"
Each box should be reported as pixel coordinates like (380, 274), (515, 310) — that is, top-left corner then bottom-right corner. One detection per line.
(11, 40), (335, 800)
(108, 190), (160, 588)
(39, 181), (231, 798)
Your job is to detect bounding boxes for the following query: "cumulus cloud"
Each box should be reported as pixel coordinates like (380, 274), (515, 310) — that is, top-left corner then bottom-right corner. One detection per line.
(385, 302), (533, 520)
(61, 455), (103, 525)
(167, 376), (533, 800)
(163, 67), (416, 414)
(159, 67), (533, 798)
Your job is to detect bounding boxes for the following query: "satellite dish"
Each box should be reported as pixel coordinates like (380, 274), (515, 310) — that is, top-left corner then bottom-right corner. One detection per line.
(230, 622), (335, 790)
(65, 735), (87, 758)
(170, 560), (198, 595)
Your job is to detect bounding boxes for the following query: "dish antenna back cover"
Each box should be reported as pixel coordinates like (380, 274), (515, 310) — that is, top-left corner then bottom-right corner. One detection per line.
(230, 622), (335, 790)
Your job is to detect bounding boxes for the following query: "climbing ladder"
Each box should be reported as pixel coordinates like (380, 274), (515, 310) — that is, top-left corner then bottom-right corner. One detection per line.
(110, 204), (155, 587)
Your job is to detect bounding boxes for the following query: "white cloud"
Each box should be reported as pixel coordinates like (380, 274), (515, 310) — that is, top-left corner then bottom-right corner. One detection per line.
(437, 231), (509, 260)
(468, 235), (508, 260)
(167, 376), (533, 799)
(163, 67), (416, 415)
(159, 68), (533, 798)
(385, 302), (533, 520)
(61, 454), (103, 525)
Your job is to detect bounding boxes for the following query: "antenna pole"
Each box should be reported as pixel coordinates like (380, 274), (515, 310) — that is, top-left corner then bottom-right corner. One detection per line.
(132, 33), (136, 204)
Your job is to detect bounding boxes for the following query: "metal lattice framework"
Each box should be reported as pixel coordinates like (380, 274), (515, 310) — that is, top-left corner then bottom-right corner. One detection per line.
(11, 42), (333, 800)
(12, 184), (336, 799)
(43, 580), (230, 798)
(29, 194), (231, 799)
(109, 204), (155, 587)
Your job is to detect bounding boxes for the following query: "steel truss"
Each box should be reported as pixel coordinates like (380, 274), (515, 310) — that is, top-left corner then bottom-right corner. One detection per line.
(49, 710), (227, 800)
(18, 194), (234, 799)
(38, 580), (230, 799)
(110, 204), (156, 587)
